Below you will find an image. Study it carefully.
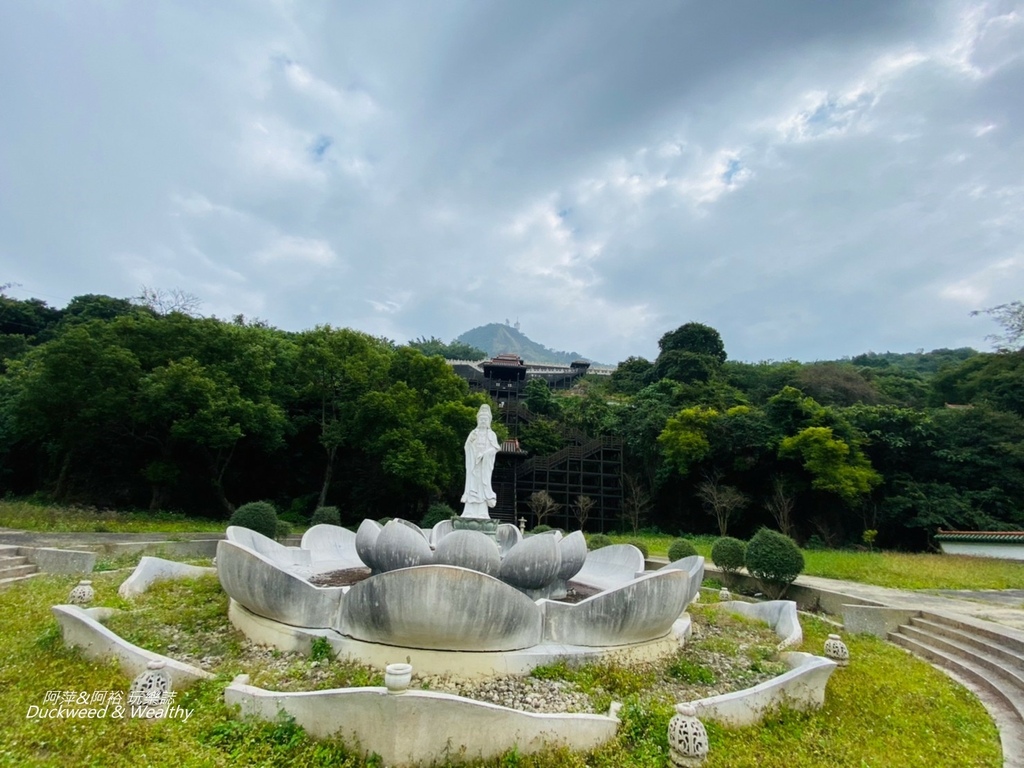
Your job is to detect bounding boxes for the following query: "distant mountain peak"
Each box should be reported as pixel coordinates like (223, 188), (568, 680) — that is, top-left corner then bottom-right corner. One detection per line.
(456, 322), (595, 365)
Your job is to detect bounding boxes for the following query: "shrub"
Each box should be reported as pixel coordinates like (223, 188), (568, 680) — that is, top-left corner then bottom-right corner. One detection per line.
(667, 538), (698, 562)
(532, 524), (554, 534)
(229, 501), (278, 539)
(310, 506), (341, 527)
(587, 533), (613, 550)
(626, 540), (649, 558)
(275, 519), (292, 541)
(745, 527), (805, 598)
(711, 536), (747, 583)
(420, 502), (456, 529)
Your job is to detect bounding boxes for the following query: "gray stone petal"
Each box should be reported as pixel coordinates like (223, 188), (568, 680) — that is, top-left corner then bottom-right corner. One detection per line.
(500, 534), (561, 590)
(355, 519), (383, 572)
(374, 520), (434, 572)
(337, 565), (543, 651)
(433, 530), (501, 577)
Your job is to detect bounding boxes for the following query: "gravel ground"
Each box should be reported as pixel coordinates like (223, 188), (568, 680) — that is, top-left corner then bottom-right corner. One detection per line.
(117, 588), (787, 714)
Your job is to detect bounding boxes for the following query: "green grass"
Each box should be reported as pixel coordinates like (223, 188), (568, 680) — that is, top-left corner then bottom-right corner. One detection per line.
(0, 499), (225, 534)
(0, 567), (1002, 767)
(608, 532), (1024, 591)
(801, 549), (1024, 590)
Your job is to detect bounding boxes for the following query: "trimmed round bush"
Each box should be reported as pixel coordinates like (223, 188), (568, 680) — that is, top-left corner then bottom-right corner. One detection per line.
(420, 502), (456, 529)
(667, 538), (698, 562)
(626, 540), (649, 558)
(310, 506), (341, 527)
(275, 519), (293, 540)
(532, 524), (554, 534)
(229, 501), (278, 539)
(745, 528), (805, 599)
(587, 533), (613, 550)
(711, 536), (746, 572)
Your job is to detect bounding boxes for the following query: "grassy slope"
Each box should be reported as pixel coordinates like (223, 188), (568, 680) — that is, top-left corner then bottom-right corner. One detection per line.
(0, 568), (1002, 767)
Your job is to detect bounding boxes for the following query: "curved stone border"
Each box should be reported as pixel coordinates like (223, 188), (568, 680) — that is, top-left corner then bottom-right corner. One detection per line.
(719, 599), (803, 648)
(117, 556), (216, 599)
(229, 598), (691, 678)
(224, 673), (621, 767)
(52, 604), (212, 688)
(690, 651), (837, 727)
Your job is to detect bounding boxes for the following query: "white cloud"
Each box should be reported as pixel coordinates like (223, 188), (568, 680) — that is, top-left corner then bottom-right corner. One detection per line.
(255, 235), (337, 266)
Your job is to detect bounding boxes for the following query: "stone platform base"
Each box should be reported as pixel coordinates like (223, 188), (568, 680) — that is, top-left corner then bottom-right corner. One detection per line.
(227, 599), (691, 679)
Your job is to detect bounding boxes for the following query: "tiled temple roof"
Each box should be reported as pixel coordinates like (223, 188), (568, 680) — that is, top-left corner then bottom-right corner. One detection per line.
(935, 530), (1024, 542)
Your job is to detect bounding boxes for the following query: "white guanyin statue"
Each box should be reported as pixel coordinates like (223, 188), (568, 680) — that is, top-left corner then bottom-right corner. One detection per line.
(460, 404), (500, 519)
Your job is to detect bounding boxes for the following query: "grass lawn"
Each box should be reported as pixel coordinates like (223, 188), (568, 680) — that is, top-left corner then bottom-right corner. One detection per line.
(0, 500), (225, 534)
(0, 566), (1002, 767)
(609, 532), (1024, 591)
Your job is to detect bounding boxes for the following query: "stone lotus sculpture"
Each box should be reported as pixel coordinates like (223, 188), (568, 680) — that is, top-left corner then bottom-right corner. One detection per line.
(353, 518), (586, 599)
(217, 522), (702, 658)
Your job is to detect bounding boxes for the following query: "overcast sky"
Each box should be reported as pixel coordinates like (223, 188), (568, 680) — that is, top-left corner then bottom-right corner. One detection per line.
(1, 1), (1022, 364)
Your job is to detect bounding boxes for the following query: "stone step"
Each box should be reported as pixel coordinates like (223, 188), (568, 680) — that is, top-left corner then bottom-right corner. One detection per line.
(889, 625), (1024, 767)
(0, 555), (29, 568)
(922, 612), (1024, 658)
(0, 544), (22, 556)
(0, 563), (37, 580)
(0, 571), (42, 588)
(900, 622), (1024, 688)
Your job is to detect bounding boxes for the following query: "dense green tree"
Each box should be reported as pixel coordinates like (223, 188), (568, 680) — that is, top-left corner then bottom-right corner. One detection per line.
(778, 426), (881, 506)
(930, 353), (1024, 416)
(295, 326), (391, 508)
(793, 363), (882, 407)
(523, 377), (561, 417)
(609, 356), (653, 394)
(407, 336), (486, 360)
(519, 416), (564, 456)
(6, 323), (140, 500)
(657, 322), (727, 363)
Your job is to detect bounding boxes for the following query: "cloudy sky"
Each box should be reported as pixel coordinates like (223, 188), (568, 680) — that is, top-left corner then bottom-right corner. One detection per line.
(1, 1), (1022, 364)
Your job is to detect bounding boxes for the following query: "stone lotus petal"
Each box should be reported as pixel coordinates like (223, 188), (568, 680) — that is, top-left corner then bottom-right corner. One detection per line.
(374, 519), (434, 572)
(499, 532), (562, 593)
(301, 524), (365, 571)
(433, 530), (501, 577)
(430, 519), (455, 547)
(216, 540), (344, 629)
(556, 531), (587, 581)
(541, 569), (690, 646)
(571, 543), (646, 592)
(355, 519), (383, 572)
(396, 517), (430, 543)
(337, 565), (543, 651)
(495, 523), (522, 556)
(658, 555), (705, 606)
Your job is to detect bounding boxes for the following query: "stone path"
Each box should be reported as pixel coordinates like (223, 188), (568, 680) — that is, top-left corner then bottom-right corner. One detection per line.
(792, 573), (1024, 632)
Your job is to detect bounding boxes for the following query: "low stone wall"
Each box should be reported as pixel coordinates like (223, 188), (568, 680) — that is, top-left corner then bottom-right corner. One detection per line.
(704, 565), (884, 614)
(841, 605), (921, 638)
(25, 547), (96, 575)
(52, 604), (212, 688)
(224, 675), (621, 767)
(691, 652), (837, 727)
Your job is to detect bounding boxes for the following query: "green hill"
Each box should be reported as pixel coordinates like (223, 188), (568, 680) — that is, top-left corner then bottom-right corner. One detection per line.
(456, 322), (594, 365)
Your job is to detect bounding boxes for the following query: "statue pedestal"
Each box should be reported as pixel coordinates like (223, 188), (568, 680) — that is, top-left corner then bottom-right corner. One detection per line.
(452, 517), (500, 539)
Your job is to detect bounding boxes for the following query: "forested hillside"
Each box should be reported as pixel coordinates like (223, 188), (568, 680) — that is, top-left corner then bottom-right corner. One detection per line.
(1, 292), (1022, 551)
(457, 322), (590, 364)
(0, 293), (491, 523)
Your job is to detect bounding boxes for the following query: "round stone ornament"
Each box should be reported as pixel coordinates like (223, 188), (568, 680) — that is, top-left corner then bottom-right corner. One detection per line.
(129, 659), (172, 713)
(668, 703), (709, 766)
(824, 633), (850, 666)
(68, 580), (94, 605)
